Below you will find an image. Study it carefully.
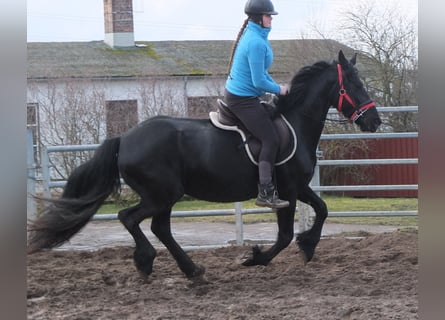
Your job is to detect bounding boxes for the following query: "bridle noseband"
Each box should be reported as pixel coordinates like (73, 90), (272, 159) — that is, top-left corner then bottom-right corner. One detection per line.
(336, 64), (375, 123)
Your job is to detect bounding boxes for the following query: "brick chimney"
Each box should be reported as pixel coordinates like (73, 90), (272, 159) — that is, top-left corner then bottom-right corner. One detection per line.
(103, 0), (135, 48)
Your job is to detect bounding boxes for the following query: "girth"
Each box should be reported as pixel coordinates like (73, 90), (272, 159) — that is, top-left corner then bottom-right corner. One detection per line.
(209, 99), (297, 166)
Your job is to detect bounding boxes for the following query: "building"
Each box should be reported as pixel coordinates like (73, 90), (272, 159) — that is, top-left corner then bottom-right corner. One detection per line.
(26, 0), (361, 188)
(27, 39), (354, 139)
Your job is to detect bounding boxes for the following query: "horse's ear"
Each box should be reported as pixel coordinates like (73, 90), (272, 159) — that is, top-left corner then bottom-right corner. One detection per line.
(350, 53), (357, 66)
(338, 50), (347, 66)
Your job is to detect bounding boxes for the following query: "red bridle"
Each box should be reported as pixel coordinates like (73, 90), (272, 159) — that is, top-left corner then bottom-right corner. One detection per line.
(336, 64), (375, 122)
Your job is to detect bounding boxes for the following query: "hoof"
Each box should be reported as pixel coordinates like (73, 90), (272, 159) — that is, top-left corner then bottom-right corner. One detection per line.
(134, 263), (153, 279)
(240, 245), (269, 266)
(133, 249), (156, 278)
(186, 265), (209, 287)
(237, 247), (255, 266)
(296, 239), (316, 264)
(137, 269), (151, 283)
(186, 264), (206, 280)
(188, 275), (210, 287)
(298, 250), (309, 266)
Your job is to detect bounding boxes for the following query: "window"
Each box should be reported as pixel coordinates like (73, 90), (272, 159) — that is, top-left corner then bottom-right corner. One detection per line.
(27, 103), (40, 162)
(187, 96), (219, 119)
(105, 100), (138, 137)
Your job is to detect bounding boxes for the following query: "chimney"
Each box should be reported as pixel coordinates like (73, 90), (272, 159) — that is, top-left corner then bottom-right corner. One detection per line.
(103, 0), (135, 48)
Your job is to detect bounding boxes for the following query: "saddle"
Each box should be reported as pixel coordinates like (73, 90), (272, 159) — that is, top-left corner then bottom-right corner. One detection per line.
(209, 99), (297, 166)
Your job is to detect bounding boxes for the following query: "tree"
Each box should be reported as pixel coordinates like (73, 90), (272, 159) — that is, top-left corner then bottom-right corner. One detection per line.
(337, 0), (418, 132)
(304, 1), (418, 190)
(28, 77), (189, 185)
(28, 80), (107, 183)
(137, 78), (187, 120)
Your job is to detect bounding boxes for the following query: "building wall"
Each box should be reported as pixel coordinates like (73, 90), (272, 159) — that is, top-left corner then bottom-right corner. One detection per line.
(27, 75), (226, 115)
(27, 75), (228, 145)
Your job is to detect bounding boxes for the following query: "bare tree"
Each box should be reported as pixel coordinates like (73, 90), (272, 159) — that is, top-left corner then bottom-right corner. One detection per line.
(30, 77), (189, 183)
(35, 80), (106, 146)
(30, 79), (106, 181)
(337, 0), (418, 131)
(137, 78), (187, 120)
(302, 1), (418, 190)
(319, 121), (375, 193)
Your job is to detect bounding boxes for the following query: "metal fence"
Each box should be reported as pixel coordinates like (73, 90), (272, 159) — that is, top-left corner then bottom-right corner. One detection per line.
(27, 106), (418, 244)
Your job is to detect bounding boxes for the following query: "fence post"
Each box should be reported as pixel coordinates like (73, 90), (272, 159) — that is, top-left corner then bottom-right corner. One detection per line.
(313, 147), (323, 197)
(41, 145), (51, 199)
(298, 201), (313, 233)
(298, 147), (322, 232)
(235, 202), (244, 245)
(27, 129), (37, 221)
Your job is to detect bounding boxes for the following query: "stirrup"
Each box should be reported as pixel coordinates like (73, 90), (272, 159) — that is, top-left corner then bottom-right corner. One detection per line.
(256, 183), (289, 209)
(255, 196), (289, 209)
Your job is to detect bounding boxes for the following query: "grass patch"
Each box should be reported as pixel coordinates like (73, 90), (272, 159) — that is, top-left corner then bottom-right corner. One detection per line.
(326, 216), (418, 227)
(323, 195), (418, 212)
(322, 195), (418, 226)
(98, 196), (418, 227)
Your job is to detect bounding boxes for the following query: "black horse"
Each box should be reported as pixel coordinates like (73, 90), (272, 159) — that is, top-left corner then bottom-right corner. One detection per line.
(28, 51), (381, 279)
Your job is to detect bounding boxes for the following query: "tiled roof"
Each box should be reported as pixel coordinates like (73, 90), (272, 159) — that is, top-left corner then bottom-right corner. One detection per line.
(27, 39), (354, 79)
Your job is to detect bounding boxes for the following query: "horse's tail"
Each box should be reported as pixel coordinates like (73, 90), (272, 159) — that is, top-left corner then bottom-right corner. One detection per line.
(27, 137), (121, 253)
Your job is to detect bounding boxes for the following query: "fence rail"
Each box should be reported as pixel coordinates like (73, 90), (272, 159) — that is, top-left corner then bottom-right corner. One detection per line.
(27, 106), (418, 244)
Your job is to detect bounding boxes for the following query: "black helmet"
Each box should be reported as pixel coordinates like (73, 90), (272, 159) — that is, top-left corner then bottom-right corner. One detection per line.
(244, 0), (278, 15)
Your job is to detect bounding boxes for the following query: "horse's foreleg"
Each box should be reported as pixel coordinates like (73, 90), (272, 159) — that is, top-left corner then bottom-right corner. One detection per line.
(296, 186), (328, 263)
(151, 212), (205, 279)
(242, 201), (296, 266)
(118, 203), (157, 278)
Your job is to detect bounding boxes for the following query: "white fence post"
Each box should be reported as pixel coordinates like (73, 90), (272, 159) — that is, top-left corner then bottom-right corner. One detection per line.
(40, 145), (51, 198)
(297, 201), (313, 233)
(298, 148), (322, 232)
(27, 129), (37, 220)
(235, 202), (244, 245)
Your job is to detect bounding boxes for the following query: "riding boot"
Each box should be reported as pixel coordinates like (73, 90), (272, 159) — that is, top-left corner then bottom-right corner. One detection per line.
(255, 182), (289, 209)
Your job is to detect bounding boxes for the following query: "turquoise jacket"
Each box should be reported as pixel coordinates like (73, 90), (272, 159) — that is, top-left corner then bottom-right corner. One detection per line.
(225, 21), (280, 97)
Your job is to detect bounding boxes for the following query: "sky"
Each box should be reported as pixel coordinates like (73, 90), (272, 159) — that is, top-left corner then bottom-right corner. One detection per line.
(27, 0), (417, 42)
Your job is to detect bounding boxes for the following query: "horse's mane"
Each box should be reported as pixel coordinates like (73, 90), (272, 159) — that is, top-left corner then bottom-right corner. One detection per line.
(276, 60), (333, 114)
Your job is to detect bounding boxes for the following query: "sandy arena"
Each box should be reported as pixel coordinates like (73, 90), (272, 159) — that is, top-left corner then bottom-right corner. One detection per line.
(27, 223), (417, 320)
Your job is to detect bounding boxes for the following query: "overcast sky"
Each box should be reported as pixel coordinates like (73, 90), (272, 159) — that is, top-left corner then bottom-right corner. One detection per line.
(27, 0), (417, 42)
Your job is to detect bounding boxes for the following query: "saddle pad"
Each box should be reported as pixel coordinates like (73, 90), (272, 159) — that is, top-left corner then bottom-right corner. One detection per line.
(209, 111), (297, 166)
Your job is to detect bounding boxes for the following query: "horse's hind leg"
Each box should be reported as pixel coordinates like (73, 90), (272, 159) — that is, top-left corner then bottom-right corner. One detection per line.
(118, 203), (157, 277)
(151, 211), (205, 279)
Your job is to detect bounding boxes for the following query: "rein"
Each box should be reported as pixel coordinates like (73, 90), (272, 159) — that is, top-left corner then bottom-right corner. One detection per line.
(336, 64), (375, 123)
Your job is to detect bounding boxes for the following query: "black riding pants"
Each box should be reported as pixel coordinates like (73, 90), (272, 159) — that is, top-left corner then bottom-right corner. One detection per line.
(224, 90), (279, 185)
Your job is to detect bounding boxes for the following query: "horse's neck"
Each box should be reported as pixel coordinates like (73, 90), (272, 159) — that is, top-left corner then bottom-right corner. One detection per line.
(293, 112), (325, 150)
(284, 69), (334, 149)
(281, 94), (330, 156)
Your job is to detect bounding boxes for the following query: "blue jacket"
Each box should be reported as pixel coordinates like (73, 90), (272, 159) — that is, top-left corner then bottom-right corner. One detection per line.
(225, 21), (280, 97)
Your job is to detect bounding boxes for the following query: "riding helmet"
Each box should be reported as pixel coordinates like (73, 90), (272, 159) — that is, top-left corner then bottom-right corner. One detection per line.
(244, 0), (278, 15)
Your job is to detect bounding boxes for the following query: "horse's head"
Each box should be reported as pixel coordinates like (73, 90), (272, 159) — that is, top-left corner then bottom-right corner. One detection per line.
(334, 50), (381, 132)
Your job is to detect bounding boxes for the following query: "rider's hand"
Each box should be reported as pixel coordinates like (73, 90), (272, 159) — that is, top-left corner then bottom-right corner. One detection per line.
(279, 85), (289, 96)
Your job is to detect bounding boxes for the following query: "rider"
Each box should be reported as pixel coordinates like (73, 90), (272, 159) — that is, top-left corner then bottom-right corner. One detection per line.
(224, 0), (289, 209)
